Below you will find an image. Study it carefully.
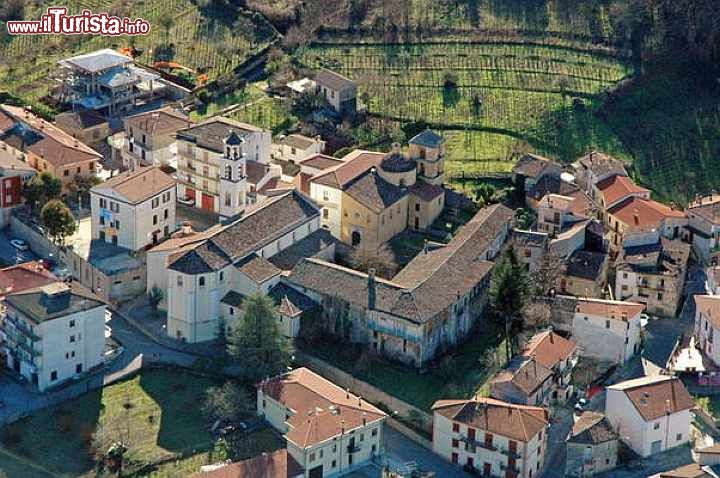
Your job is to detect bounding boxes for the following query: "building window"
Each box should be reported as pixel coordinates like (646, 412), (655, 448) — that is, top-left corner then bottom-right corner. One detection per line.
(654, 422), (660, 430)
(177, 276), (183, 287)
(50, 371), (58, 381)
(606, 320), (610, 329)
(164, 209), (169, 220)
(63, 169), (69, 176)
(309, 453), (315, 462)
(99, 198), (107, 208)
(371, 428), (378, 437)
(676, 433), (683, 441)
(415, 203), (420, 211)
(452, 423), (459, 433)
(452, 439), (458, 448)
(69, 335), (75, 343)
(229, 307), (234, 316)
(199, 277), (206, 287)
(76, 364), (83, 374)
(219, 271), (224, 282)
(152, 197), (159, 208)
(332, 460), (337, 468)
(69, 320), (75, 328)
(153, 215), (158, 225)
(323, 208), (329, 219)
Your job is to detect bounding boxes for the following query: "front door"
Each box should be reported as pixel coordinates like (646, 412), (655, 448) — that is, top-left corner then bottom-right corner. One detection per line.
(483, 463), (492, 476)
(309, 465), (323, 478)
(651, 440), (662, 454)
(201, 193), (214, 211)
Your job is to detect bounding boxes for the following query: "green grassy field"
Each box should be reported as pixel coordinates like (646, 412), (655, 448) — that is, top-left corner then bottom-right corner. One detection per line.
(0, 0), (275, 110)
(0, 371), (281, 478)
(299, 42), (632, 170)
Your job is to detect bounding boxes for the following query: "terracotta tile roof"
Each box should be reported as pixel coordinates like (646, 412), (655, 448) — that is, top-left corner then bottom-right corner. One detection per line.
(432, 397), (549, 442)
(0, 262), (56, 296)
(311, 150), (384, 189)
(576, 151), (627, 180)
(409, 182), (444, 202)
(276, 134), (319, 150)
(607, 375), (694, 422)
(607, 196), (685, 232)
(344, 169), (407, 213)
(234, 253), (281, 283)
(258, 368), (386, 449)
(0, 145), (36, 172)
(655, 464), (720, 478)
(694, 295), (720, 330)
(521, 330), (576, 369)
(490, 355), (554, 396)
(315, 68), (355, 92)
(257, 177), (294, 196)
(147, 224), (223, 253)
(688, 196), (720, 225)
(597, 174), (649, 206)
(124, 107), (193, 135)
(567, 411), (618, 444)
(565, 189), (594, 216)
(190, 449), (303, 478)
(512, 153), (560, 179)
(0, 104), (102, 166)
(574, 297), (645, 320)
(92, 166), (175, 204)
(55, 109), (107, 130)
(298, 154), (343, 171)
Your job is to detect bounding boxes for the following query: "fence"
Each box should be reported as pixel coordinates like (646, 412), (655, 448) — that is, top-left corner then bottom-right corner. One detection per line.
(295, 351), (434, 435)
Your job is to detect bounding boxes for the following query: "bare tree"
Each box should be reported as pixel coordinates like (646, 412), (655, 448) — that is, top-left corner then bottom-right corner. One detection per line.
(522, 300), (552, 331)
(531, 253), (565, 296)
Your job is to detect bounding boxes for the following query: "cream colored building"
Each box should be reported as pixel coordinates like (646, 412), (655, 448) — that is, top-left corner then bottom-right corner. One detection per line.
(432, 397), (549, 478)
(1, 282), (106, 391)
(90, 166), (177, 251)
(121, 107), (192, 169)
(175, 117), (272, 213)
(693, 295), (720, 367)
(257, 368), (386, 477)
(605, 195), (686, 251)
(315, 69), (358, 114)
(272, 133), (325, 164)
(565, 412), (619, 477)
(54, 110), (110, 149)
(605, 376), (694, 457)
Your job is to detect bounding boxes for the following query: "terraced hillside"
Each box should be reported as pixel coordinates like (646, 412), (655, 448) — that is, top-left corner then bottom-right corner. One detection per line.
(299, 42), (633, 177)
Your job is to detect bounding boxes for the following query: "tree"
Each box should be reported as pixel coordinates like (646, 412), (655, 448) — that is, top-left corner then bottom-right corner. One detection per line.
(24, 172), (61, 213)
(202, 382), (252, 424)
(68, 174), (101, 201)
(489, 248), (530, 362)
(41, 200), (76, 246)
(227, 294), (291, 382)
(147, 286), (164, 316)
(531, 253), (565, 297)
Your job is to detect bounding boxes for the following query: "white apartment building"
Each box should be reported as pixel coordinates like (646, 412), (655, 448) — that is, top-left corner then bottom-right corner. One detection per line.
(605, 375), (694, 457)
(90, 166), (177, 251)
(571, 297), (644, 364)
(257, 367), (386, 478)
(1, 282), (105, 391)
(694, 295), (720, 367)
(432, 397), (550, 478)
(165, 191), (321, 343)
(272, 134), (325, 164)
(120, 107), (193, 169)
(687, 195), (720, 265)
(175, 117), (272, 213)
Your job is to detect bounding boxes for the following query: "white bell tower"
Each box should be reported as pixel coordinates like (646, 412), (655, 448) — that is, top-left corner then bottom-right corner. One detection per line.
(218, 129), (248, 219)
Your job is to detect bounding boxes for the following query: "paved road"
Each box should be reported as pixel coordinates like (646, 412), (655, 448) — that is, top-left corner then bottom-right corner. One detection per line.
(380, 426), (472, 477)
(0, 228), (36, 265)
(541, 406), (574, 478)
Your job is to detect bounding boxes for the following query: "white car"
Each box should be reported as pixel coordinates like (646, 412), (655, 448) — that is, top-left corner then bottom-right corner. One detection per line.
(10, 239), (28, 251)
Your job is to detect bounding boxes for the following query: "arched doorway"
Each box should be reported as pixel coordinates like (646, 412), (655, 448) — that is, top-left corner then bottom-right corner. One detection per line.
(351, 231), (361, 247)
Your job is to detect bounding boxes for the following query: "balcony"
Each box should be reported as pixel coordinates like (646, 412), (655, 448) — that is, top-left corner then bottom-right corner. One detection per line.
(347, 444), (361, 454)
(499, 448), (521, 459)
(4, 315), (41, 341)
(461, 437), (497, 453)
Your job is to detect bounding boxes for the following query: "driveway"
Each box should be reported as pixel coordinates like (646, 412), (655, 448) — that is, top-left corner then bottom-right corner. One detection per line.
(0, 228), (37, 266)
(380, 426), (472, 477)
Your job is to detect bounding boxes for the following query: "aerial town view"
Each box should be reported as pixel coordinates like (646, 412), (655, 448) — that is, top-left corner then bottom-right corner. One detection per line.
(0, 1), (719, 477)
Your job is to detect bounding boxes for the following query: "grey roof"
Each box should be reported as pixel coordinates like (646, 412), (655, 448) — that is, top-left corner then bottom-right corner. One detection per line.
(269, 283), (317, 317)
(491, 355), (553, 395)
(6, 282), (104, 323)
(576, 151), (627, 179)
(409, 129), (443, 148)
(169, 191), (320, 274)
(60, 49), (132, 73)
(96, 67), (140, 88)
(512, 153), (560, 179)
(565, 249), (607, 281)
(568, 412), (618, 444)
(315, 69), (355, 92)
(225, 130), (243, 146)
(513, 229), (549, 247)
(617, 239), (690, 276)
(268, 228), (341, 271)
(55, 110), (107, 129)
(221, 290), (246, 307)
(380, 152), (416, 173)
(344, 169), (408, 212)
(176, 117), (264, 153)
(235, 253), (281, 283)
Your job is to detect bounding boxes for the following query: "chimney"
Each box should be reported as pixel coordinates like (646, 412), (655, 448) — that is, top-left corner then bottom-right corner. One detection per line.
(181, 221), (192, 236)
(391, 142), (401, 154)
(423, 239), (428, 254)
(367, 268), (376, 310)
(549, 333), (554, 344)
(346, 388), (350, 399)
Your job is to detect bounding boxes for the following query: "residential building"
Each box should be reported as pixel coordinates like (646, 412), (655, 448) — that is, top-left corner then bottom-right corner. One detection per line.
(257, 368), (386, 477)
(511, 153), (563, 210)
(489, 355), (554, 406)
(165, 191), (321, 343)
(286, 204), (513, 367)
(615, 239), (690, 317)
(175, 117), (274, 215)
(432, 397), (549, 478)
(191, 449), (304, 478)
(605, 195), (686, 251)
(521, 330), (577, 402)
(309, 136), (446, 251)
(1, 281), (106, 391)
(605, 375), (694, 457)
(572, 151), (627, 198)
(272, 134), (325, 164)
(294, 154), (345, 194)
(0, 104), (101, 192)
(706, 266), (720, 295)
(693, 443), (720, 466)
(315, 69), (357, 114)
(0, 141), (36, 226)
(686, 194), (720, 265)
(594, 174), (650, 213)
(649, 464), (720, 478)
(565, 412), (618, 477)
(121, 107), (193, 169)
(90, 166), (177, 251)
(54, 109), (110, 148)
(513, 229), (549, 273)
(570, 297), (644, 364)
(557, 249), (609, 298)
(693, 295), (720, 367)
(57, 48), (162, 115)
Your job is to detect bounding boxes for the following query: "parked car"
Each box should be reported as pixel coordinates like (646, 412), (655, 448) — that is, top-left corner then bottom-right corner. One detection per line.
(178, 196), (195, 206)
(53, 265), (70, 279)
(10, 239), (28, 251)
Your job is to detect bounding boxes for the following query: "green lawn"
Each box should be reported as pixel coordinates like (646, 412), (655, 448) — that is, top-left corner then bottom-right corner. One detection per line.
(302, 323), (507, 412)
(0, 370), (279, 478)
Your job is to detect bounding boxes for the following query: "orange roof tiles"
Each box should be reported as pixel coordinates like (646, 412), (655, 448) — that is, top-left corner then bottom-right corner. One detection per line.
(521, 330), (576, 369)
(0, 262), (57, 296)
(597, 174), (649, 206)
(607, 196), (685, 232)
(608, 375), (694, 422)
(311, 150), (384, 189)
(694, 295), (720, 329)
(574, 297), (645, 321)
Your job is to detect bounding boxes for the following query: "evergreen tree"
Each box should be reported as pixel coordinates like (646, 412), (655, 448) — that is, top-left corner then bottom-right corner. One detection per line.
(228, 294), (291, 382)
(40, 200), (76, 246)
(489, 248), (530, 362)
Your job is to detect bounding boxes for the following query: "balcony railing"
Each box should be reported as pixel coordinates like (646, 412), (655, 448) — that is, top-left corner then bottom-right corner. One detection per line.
(499, 447), (521, 459)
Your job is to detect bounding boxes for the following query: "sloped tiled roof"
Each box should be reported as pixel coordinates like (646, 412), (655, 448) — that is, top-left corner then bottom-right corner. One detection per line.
(311, 150), (384, 189)
(234, 253), (281, 283)
(694, 295), (720, 330)
(597, 174), (649, 206)
(574, 297), (645, 320)
(409, 182), (444, 202)
(344, 169), (407, 212)
(567, 412), (618, 444)
(409, 129), (443, 148)
(298, 154), (343, 171)
(565, 249), (606, 281)
(521, 330), (576, 369)
(432, 397), (549, 442)
(258, 368), (385, 449)
(0, 262), (57, 296)
(124, 107), (192, 135)
(607, 196), (685, 232)
(490, 355), (554, 396)
(92, 166), (175, 204)
(269, 283), (317, 318)
(6, 281), (104, 323)
(607, 375), (694, 422)
(190, 449), (303, 478)
(276, 134), (319, 150)
(576, 151), (627, 180)
(654, 464), (720, 478)
(512, 153), (559, 179)
(315, 68), (355, 92)
(176, 117), (264, 153)
(55, 109), (107, 130)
